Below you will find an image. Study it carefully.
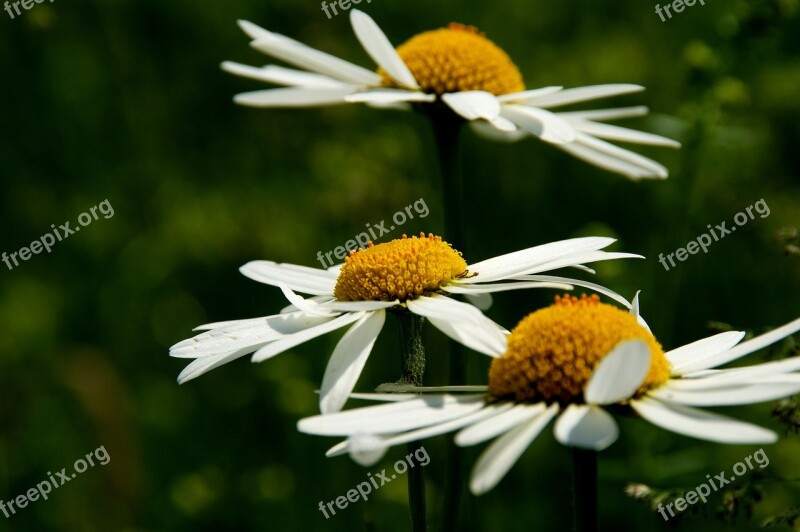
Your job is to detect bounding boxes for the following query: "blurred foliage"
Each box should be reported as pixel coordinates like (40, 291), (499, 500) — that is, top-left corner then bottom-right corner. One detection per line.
(1, 0), (799, 530)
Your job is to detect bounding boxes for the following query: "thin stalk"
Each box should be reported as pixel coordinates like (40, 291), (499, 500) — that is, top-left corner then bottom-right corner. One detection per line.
(429, 109), (467, 532)
(571, 448), (598, 532)
(396, 310), (427, 531)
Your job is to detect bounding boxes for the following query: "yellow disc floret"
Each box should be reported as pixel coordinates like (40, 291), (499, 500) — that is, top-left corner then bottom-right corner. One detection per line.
(488, 295), (670, 404)
(381, 23), (525, 96)
(334, 233), (468, 302)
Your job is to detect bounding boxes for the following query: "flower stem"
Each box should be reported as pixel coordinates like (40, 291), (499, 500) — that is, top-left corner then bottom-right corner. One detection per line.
(396, 310), (427, 531)
(571, 448), (598, 532)
(429, 109), (467, 532)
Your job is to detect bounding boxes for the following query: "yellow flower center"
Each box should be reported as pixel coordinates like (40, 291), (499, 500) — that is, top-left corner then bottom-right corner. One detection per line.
(333, 233), (468, 302)
(381, 23), (525, 96)
(488, 295), (670, 404)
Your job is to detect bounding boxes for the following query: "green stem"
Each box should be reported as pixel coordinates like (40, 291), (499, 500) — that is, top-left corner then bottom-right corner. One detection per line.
(396, 310), (427, 531)
(571, 448), (598, 532)
(429, 109), (467, 532)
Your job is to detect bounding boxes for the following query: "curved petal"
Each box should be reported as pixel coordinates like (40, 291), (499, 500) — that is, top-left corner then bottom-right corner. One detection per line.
(500, 105), (577, 144)
(240, 261), (337, 294)
(407, 296), (508, 357)
(442, 91), (501, 121)
(319, 310), (386, 414)
(464, 292), (493, 311)
(238, 20), (381, 85)
(350, 10), (419, 89)
(631, 397), (778, 444)
(554, 405), (619, 450)
(469, 404), (559, 495)
(514, 275), (632, 309)
(469, 120), (528, 143)
(584, 340), (651, 405)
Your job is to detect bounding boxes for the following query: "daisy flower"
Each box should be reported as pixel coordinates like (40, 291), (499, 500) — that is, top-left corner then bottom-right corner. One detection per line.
(221, 10), (679, 180)
(170, 234), (638, 414)
(298, 294), (800, 495)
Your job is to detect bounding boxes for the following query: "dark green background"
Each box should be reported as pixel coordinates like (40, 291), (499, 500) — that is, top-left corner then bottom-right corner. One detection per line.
(1, 0), (799, 530)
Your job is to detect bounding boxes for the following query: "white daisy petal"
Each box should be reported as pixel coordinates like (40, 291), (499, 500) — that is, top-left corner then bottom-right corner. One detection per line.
(319, 300), (398, 312)
(574, 133), (669, 178)
(670, 357), (800, 391)
(585, 340), (651, 405)
(443, 281), (573, 295)
(524, 84), (645, 108)
(281, 295), (335, 314)
(489, 115), (518, 132)
(348, 433), (390, 466)
(497, 86), (563, 103)
(631, 397), (778, 444)
(442, 91), (502, 121)
(570, 120), (681, 147)
(350, 10), (419, 89)
(464, 292), (493, 311)
(513, 275), (632, 309)
(320, 310), (386, 414)
(380, 405), (505, 448)
(469, 121), (528, 143)
(650, 378), (800, 406)
(524, 251), (643, 276)
(554, 405), (619, 450)
(556, 106), (649, 122)
(500, 105), (577, 144)
(345, 89), (435, 104)
(278, 286), (338, 317)
(239, 20), (381, 85)
(170, 312), (333, 358)
(221, 61), (348, 88)
(177, 350), (252, 384)
(673, 317), (800, 372)
(456, 403), (545, 446)
(240, 261), (337, 294)
(406, 296), (507, 357)
(233, 87), (354, 107)
(467, 237), (617, 283)
(666, 331), (747, 373)
(557, 140), (662, 180)
(297, 394), (486, 435)
(469, 403), (559, 495)
(629, 291), (651, 332)
(251, 311), (364, 363)
(371, 385), (490, 394)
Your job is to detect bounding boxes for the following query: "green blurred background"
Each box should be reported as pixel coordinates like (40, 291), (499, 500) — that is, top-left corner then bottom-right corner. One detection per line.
(1, 0), (799, 530)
